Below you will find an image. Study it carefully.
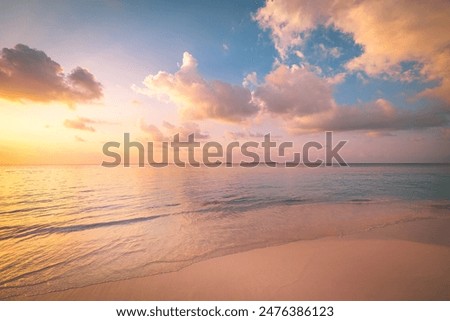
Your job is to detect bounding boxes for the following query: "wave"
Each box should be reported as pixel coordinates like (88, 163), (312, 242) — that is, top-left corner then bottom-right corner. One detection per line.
(0, 213), (173, 241)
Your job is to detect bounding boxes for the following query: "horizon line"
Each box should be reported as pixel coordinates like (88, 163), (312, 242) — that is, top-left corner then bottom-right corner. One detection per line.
(1, 162), (450, 167)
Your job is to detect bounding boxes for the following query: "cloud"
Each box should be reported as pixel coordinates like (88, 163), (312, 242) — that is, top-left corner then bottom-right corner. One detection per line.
(64, 117), (99, 132)
(286, 99), (447, 134)
(139, 120), (166, 141)
(134, 41), (447, 135)
(439, 128), (450, 141)
(0, 44), (102, 105)
(365, 131), (396, 138)
(74, 136), (86, 142)
(254, 64), (336, 116)
(242, 72), (258, 88)
(321, 45), (341, 58)
(225, 130), (265, 140)
(327, 72), (346, 85)
(252, 63), (447, 133)
(173, 122), (210, 139)
(254, 0), (450, 104)
(254, 0), (333, 58)
(135, 52), (259, 122)
(140, 120), (209, 141)
(294, 50), (305, 59)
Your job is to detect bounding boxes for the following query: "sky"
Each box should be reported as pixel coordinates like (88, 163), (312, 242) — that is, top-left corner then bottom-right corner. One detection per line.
(0, 0), (449, 164)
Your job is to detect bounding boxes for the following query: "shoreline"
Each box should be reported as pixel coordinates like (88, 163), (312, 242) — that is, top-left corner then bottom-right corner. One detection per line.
(26, 217), (450, 301)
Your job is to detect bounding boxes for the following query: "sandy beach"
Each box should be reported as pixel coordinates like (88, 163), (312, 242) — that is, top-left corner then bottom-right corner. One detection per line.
(28, 217), (450, 301)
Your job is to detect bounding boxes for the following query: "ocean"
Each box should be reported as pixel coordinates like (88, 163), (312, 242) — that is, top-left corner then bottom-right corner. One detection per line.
(0, 164), (449, 299)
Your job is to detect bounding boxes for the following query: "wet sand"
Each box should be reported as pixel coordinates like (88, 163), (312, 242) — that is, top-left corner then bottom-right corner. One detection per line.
(29, 217), (450, 301)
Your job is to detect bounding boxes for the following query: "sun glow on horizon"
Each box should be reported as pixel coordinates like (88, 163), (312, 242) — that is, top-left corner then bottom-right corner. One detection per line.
(0, 1), (449, 164)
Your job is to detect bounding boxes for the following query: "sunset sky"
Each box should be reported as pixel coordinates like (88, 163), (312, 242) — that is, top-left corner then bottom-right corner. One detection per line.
(0, 0), (449, 164)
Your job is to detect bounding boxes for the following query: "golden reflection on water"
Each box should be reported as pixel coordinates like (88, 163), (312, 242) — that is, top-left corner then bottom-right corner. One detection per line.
(0, 165), (449, 298)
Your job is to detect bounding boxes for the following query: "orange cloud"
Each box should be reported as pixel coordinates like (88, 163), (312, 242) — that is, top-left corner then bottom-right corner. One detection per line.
(0, 44), (102, 105)
(64, 117), (98, 132)
(254, 0), (332, 58)
(255, 0), (450, 104)
(135, 52), (258, 122)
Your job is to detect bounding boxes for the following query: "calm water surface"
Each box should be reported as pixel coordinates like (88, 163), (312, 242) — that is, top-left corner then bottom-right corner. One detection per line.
(0, 164), (449, 298)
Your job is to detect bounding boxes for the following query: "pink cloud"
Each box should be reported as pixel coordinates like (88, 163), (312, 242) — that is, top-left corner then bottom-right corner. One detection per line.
(134, 52), (259, 123)
(254, 0), (450, 104)
(0, 44), (102, 106)
(254, 64), (445, 133)
(286, 99), (446, 134)
(254, 64), (336, 116)
(140, 120), (209, 141)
